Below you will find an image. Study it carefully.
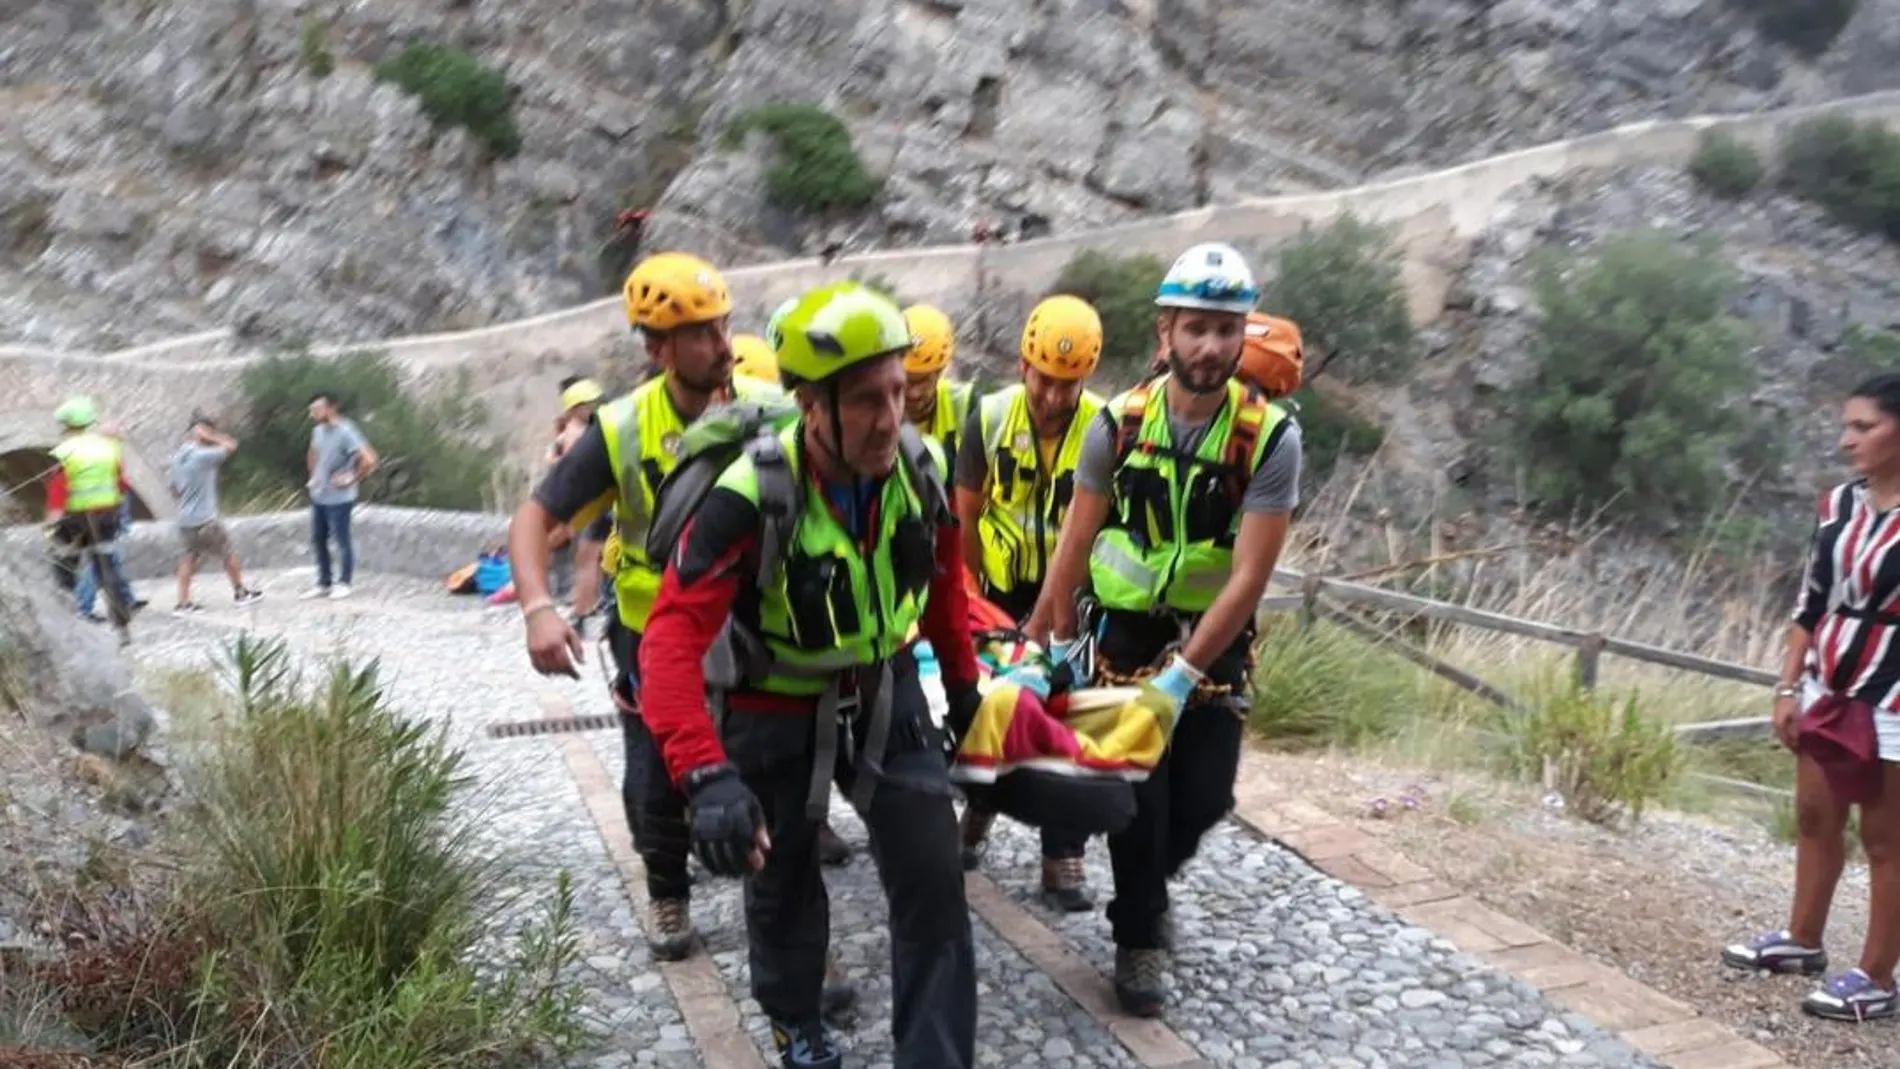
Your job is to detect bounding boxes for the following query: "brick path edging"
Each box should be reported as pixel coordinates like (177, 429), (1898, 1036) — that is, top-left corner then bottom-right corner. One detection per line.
(1229, 752), (1790, 1069)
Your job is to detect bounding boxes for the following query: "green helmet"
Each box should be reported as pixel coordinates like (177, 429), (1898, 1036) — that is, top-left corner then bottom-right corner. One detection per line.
(55, 396), (98, 429)
(764, 296), (798, 340)
(770, 282), (913, 385)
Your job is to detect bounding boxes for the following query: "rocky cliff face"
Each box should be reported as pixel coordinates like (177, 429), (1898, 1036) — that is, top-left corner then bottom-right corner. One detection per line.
(4, 0), (1900, 353)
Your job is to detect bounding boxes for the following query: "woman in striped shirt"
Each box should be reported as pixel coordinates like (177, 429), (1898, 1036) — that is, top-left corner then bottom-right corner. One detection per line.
(1722, 372), (1900, 1023)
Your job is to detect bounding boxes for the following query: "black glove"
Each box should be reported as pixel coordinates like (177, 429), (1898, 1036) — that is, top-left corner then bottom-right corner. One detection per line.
(946, 682), (983, 747)
(680, 763), (764, 878)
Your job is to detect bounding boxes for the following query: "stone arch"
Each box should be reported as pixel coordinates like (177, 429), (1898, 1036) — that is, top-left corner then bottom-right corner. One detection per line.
(0, 417), (173, 521)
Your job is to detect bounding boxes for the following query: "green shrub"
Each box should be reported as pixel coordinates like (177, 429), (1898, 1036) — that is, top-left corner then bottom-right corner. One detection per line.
(726, 104), (880, 213)
(1492, 676), (1686, 826)
(223, 348), (500, 512)
(49, 636), (582, 1066)
(374, 40), (521, 158)
(1778, 113), (1900, 238)
(1688, 129), (1764, 199)
(1286, 385), (1384, 486)
(1511, 231), (1756, 527)
(1728, 0), (1858, 57)
(1248, 620), (1423, 748)
(1273, 214), (1416, 383)
(300, 18), (335, 78)
(1048, 249), (1169, 385)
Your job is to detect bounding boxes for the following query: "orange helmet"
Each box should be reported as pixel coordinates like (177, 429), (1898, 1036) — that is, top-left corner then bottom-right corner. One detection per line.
(1238, 313), (1304, 398)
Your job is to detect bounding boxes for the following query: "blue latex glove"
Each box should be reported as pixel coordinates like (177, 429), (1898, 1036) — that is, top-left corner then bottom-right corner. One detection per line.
(1148, 654), (1202, 708)
(1048, 638), (1077, 666)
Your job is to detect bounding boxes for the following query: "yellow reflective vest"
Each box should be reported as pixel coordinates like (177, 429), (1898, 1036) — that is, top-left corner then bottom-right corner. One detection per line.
(52, 432), (124, 513)
(973, 384), (1103, 595)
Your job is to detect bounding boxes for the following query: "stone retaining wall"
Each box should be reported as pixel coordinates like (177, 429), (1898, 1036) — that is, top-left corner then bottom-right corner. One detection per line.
(1, 506), (510, 584)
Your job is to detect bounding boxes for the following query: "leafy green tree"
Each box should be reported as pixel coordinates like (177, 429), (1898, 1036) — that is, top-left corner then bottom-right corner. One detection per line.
(1778, 114), (1900, 239)
(1272, 214), (1415, 382)
(1513, 231), (1757, 526)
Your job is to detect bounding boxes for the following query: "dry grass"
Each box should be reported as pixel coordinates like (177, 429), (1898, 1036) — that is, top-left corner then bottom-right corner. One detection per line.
(1257, 454), (1801, 819)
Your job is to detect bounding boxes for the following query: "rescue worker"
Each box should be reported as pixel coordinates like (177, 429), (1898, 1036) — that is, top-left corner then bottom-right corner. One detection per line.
(45, 397), (134, 633)
(734, 323), (857, 869)
(901, 304), (976, 460)
(953, 295), (1108, 911)
(550, 376), (608, 612)
(637, 281), (984, 1069)
(1027, 242), (1304, 1018)
(508, 254), (859, 1013)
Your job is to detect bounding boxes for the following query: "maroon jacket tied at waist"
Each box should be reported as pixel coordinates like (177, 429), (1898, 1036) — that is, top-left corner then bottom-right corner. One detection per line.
(1798, 692), (1884, 806)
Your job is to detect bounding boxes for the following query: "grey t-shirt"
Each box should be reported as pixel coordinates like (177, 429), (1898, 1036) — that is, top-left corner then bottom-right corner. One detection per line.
(170, 443), (230, 527)
(1074, 407), (1303, 514)
(309, 419), (368, 506)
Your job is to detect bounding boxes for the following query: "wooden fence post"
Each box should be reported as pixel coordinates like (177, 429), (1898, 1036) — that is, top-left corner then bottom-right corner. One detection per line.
(1576, 633), (1605, 692)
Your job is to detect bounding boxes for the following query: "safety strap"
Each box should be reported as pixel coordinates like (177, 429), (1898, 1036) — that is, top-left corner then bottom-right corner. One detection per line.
(896, 423), (951, 526)
(748, 433), (799, 593)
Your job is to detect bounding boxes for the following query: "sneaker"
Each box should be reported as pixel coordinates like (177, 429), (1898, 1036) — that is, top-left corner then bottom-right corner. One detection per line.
(1041, 855), (1094, 913)
(817, 821), (853, 867)
(645, 896), (696, 962)
(821, 951), (857, 1022)
(299, 586), (331, 601)
(1114, 946), (1168, 1018)
(1803, 969), (1899, 1022)
(234, 587), (263, 607)
(329, 583), (353, 600)
(769, 1018), (842, 1069)
(959, 808), (995, 872)
(1722, 930), (1828, 975)
(172, 602), (205, 616)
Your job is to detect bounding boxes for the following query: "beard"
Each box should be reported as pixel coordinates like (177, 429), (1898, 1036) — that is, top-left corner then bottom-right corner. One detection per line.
(1166, 349), (1236, 395)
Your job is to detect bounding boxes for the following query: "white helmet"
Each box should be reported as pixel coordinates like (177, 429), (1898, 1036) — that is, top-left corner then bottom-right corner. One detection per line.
(1155, 242), (1260, 315)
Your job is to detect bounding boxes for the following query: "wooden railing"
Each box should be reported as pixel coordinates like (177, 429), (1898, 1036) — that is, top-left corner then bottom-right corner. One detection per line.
(1256, 567), (1789, 799)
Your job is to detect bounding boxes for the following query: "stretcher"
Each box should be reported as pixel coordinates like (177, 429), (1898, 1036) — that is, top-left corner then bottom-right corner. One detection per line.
(941, 577), (1173, 837)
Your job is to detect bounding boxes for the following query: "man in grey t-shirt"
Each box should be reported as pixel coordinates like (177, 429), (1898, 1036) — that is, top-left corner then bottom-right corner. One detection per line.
(302, 392), (378, 600)
(1023, 241), (1303, 1019)
(170, 418), (262, 613)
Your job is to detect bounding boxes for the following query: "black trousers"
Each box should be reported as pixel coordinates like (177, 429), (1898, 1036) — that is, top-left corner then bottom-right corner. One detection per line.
(722, 651), (975, 1069)
(975, 580), (1089, 861)
(1096, 609), (1251, 950)
(608, 617), (692, 902)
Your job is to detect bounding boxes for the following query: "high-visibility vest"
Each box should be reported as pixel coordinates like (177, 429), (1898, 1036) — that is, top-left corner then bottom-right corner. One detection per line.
(973, 383), (1103, 595)
(717, 423), (943, 697)
(597, 375), (779, 630)
(52, 432), (123, 513)
(1088, 378), (1287, 615)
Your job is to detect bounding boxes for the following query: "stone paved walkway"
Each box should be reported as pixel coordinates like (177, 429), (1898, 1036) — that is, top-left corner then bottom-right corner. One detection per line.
(119, 569), (1776, 1069)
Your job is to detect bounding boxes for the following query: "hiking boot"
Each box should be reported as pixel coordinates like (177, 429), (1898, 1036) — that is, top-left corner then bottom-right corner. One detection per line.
(234, 587), (263, 607)
(821, 951), (858, 1021)
(817, 821), (853, 867)
(1041, 855), (1094, 913)
(769, 1017), (843, 1069)
(1804, 969), (1900, 1023)
(1114, 946), (1168, 1018)
(645, 896), (696, 961)
(959, 808), (995, 872)
(1721, 930), (1828, 975)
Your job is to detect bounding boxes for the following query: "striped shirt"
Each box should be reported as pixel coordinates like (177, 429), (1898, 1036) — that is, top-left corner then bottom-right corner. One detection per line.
(1795, 480), (1900, 705)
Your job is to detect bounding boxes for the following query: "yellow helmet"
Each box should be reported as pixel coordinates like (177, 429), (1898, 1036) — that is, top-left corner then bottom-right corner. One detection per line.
(731, 333), (779, 384)
(623, 252), (733, 331)
(560, 378), (604, 411)
(902, 304), (956, 376)
(1020, 295), (1103, 381)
